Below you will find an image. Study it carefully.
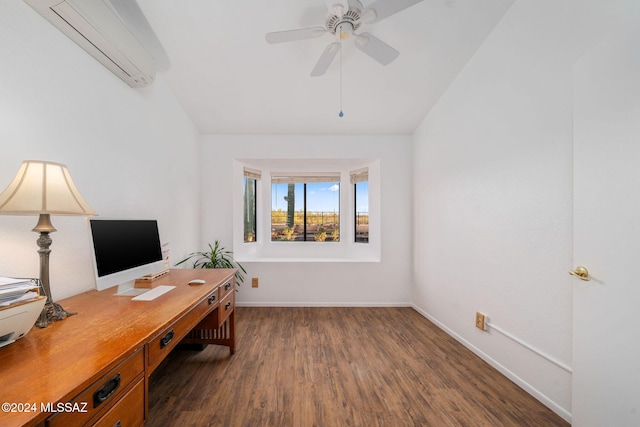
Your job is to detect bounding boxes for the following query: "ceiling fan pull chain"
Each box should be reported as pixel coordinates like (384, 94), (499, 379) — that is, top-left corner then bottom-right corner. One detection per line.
(338, 31), (344, 117)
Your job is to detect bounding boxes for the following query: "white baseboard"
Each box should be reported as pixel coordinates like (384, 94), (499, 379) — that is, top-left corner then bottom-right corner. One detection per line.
(235, 302), (412, 308)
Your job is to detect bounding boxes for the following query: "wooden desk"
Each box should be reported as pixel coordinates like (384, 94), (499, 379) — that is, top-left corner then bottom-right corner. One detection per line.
(0, 269), (236, 427)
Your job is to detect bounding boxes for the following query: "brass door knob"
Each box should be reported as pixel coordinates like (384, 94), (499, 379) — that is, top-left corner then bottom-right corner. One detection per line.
(569, 266), (590, 281)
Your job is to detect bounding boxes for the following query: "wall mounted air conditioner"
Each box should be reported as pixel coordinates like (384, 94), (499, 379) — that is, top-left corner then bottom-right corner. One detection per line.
(24, 0), (156, 87)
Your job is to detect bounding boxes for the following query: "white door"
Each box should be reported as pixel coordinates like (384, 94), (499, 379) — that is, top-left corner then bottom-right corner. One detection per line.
(572, 21), (640, 426)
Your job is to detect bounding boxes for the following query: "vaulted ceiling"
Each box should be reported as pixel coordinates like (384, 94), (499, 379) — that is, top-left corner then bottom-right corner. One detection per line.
(133, 0), (514, 135)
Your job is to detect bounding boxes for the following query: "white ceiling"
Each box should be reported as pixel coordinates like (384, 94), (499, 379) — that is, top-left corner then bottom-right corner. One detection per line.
(134, 0), (514, 135)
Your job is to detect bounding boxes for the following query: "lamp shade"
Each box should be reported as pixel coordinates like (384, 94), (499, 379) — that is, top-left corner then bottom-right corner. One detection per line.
(0, 160), (96, 216)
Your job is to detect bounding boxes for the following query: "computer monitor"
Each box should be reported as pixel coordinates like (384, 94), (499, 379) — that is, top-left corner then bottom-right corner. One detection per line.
(88, 218), (165, 295)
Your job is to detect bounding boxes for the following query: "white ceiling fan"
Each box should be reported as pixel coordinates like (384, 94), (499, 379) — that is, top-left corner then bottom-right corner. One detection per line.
(265, 0), (424, 76)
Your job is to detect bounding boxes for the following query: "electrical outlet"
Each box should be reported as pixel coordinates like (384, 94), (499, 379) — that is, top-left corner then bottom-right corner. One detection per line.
(475, 312), (486, 331)
(251, 277), (259, 288)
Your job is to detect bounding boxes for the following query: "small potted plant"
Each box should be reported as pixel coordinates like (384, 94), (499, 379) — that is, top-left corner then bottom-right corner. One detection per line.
(176, 240), (246, 286)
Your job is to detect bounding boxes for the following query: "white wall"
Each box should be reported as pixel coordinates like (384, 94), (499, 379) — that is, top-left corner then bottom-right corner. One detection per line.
(0, 1), (201, 300)
(200, 135), (412, 306)
(411, 0), (634, 421)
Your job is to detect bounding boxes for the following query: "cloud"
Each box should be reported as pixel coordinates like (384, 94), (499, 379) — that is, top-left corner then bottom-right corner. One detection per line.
(329, 184), (339, 192)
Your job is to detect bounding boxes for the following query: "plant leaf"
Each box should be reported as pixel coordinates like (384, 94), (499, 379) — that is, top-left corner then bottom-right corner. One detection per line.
(175, 240), (246, 285)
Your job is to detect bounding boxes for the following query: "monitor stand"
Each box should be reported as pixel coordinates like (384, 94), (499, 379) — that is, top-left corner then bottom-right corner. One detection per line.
(114, 281), (147, 297)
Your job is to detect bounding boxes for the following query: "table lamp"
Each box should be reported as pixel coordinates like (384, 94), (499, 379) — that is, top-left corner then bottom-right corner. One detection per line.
(0, 160), (97, 327)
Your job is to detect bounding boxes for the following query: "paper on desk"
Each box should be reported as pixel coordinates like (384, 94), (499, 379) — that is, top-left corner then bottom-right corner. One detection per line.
(0, 283), (37, 294)
(0, 277), (31, 286)
(0, 291), (40, 307)
(0, 277), (39, 304)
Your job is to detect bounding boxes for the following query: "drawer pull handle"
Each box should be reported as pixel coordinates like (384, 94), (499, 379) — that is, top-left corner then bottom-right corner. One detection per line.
(93, 373), (121, 408)
(113, 421), (121, 427)
(225, 301), (232, 310)
(208, 294), (217, 305)
(225, 282), (232, 291)
(160, 329), (174, 348)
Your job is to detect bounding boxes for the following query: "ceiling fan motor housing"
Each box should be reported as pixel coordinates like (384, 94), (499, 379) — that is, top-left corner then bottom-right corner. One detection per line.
(326, 0), (363, 34)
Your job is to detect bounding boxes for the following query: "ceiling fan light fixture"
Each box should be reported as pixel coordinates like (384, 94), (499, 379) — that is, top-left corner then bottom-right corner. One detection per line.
(337, 22), (353, 39)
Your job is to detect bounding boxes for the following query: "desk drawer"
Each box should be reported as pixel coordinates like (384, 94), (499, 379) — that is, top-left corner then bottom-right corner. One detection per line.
(218, 278), (234, 299)
(147, 289), (217, 371)
(218, 290), (234, 325)
(93, 378), (144, 427)
(47, 349), (144, 427)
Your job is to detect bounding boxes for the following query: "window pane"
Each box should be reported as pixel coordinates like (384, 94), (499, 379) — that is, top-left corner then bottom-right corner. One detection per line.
(355, 181), (369, 243)
(243, 177), (256, 242)
(271, 180), (340, 242)
(271, 182), (301, 241)
(307, 182), (340, 242)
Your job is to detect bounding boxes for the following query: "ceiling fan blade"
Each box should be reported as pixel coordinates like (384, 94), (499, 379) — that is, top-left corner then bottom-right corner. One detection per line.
(324, 0), (349, 17)
(311, 42), (340, 76)
(354, 32), (399, 65)
(361, 0), (424, 23)
(265, 27), (327, 44)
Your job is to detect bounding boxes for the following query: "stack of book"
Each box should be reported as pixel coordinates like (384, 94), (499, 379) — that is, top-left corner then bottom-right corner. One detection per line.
(0, 277), (41, 307)
(1, 277), (46, 347)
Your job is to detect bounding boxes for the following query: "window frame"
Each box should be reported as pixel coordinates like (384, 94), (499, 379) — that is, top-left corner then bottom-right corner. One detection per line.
(243, 168), (258, 243)
(270, 173), (341, 243)
(351, 167), (369, 244)
(233, 159), (380, 262)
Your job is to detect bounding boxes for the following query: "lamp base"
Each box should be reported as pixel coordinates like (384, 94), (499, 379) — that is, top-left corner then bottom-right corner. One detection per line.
(32, 215), (78, 328)
(36, 301), (77, 329)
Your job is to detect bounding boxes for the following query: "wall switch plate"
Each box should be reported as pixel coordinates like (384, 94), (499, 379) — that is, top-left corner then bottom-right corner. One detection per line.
(251, 277), (259, 288)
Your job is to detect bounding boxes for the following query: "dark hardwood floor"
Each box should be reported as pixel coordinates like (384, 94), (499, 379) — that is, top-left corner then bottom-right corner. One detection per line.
(148, 307), (569, 426)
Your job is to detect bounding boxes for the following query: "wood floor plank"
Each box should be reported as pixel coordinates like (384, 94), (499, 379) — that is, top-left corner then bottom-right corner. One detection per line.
(148, 307), (569, 426)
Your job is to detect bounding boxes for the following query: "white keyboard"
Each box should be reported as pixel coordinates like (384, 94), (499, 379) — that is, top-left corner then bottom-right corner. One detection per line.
(131, 285), (176, 301)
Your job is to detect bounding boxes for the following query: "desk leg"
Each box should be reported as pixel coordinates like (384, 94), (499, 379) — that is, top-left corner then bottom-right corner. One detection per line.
(229, 309), (236, 355)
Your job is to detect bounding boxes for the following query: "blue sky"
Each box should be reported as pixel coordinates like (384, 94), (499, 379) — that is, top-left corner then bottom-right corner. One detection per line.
(355, 181), (369, 213)
(272, 182), (368, 213)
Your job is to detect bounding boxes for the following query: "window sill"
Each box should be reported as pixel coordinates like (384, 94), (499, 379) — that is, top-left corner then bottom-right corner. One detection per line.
(236, 255), (381, 263)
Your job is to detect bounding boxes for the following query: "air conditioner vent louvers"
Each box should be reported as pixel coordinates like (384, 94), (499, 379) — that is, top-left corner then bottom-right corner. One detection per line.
(50, 8), (133, 79)
(24, 0), (155, 88)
